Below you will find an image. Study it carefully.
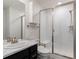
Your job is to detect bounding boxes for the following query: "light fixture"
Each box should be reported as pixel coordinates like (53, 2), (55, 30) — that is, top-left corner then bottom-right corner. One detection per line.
(57, 2), (62, 5)
(19, 0), (25, 3)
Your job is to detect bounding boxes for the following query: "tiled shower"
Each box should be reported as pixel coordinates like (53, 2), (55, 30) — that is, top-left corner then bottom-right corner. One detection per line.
(33, 2), (74, 58)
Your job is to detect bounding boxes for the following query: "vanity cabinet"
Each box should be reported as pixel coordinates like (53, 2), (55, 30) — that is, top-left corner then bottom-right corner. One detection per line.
(30, 45), (37, 59)
(4, 44), (37, 59)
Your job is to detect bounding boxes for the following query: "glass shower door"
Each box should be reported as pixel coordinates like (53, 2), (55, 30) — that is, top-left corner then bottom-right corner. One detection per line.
(40, 9), (53, 53)
(53, 4), (74, 57)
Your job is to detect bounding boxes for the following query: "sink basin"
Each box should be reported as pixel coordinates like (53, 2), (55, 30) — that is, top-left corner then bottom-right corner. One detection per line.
(4, 41), (29, 49)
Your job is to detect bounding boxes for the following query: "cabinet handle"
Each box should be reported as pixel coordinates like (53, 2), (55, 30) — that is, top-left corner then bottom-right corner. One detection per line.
(32, 54), (36, 58)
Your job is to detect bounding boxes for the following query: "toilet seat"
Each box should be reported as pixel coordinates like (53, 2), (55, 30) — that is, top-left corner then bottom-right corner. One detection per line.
(38, 46), (50, 53)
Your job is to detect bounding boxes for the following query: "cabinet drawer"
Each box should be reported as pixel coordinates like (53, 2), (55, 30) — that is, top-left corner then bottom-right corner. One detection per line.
(31, 50), (37, 56)
(30, 54), (37, 59)
(30, 45), (37, 53)
(23, 55), (29, 59)
(20, 48), (29, 56)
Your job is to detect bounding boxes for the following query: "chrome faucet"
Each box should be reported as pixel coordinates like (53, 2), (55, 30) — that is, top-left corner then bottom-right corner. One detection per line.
(7, 37), (18, 43)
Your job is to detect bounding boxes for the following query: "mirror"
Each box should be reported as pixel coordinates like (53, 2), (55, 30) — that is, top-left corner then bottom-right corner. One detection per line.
(3, 0), (25, 40)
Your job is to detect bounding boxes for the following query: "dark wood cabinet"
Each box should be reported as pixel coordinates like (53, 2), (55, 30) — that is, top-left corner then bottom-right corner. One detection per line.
(4, 44), (37, 59)
(30, 45), (37, 59)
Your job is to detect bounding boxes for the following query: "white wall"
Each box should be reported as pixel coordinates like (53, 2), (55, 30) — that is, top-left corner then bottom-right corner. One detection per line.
(24, 0), (30, 39)
(24, 0), (40, 40)
(3, 7), (9, 39)
(33, 0), (42, 16)
(53, 3), (74, 57)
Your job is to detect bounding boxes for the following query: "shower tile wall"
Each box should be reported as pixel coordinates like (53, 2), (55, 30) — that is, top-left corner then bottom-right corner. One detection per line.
(24, 0), (40, 40)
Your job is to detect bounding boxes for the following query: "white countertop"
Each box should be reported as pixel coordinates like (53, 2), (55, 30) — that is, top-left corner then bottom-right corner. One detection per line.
(3, 39), (38, 58)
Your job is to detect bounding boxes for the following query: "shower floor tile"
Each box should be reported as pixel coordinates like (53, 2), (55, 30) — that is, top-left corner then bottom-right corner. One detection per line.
(37, 54), (73, 59)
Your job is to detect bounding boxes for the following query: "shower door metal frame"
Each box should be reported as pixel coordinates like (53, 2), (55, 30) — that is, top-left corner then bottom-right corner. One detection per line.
(39, 8), (54, 53)
(21, 15), (25, 39)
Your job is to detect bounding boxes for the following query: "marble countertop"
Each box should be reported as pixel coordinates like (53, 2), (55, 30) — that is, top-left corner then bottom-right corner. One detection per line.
(3, 39), (38, 58)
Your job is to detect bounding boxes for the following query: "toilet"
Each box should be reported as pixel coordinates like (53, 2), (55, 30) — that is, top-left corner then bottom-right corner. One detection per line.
(38, 46), (50, 59)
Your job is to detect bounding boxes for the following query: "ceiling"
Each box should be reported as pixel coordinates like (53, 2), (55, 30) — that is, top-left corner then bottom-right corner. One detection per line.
(34, 0), (74, 8)
(3, 0), (25, 12)
(3, 0), (74, 11)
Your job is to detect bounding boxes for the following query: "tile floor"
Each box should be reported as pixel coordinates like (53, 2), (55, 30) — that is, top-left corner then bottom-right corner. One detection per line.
(38, 54), (73, 59)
